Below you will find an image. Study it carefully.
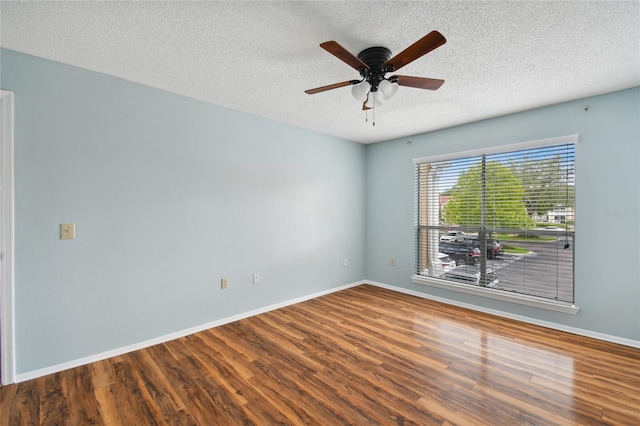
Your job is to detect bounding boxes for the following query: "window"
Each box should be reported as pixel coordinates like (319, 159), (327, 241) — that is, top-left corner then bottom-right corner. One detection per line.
(413, 136), (577, 309)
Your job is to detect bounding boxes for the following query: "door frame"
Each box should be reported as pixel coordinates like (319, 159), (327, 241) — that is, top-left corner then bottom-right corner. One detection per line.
(1, 90), (15, 385)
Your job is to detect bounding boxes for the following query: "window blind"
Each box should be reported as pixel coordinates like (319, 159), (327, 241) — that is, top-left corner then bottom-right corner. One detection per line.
(415, 137), (576, 303)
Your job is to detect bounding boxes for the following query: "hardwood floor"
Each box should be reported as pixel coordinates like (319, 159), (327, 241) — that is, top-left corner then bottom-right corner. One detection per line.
(2, 284), (639, 425)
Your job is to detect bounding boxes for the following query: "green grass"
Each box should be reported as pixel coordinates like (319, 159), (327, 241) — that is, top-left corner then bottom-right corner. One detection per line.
(494, 233), (556, 242)
(502, 244), (531, 254)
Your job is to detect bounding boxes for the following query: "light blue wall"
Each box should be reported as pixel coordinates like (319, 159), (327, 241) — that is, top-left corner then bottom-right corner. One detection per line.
(1, 49), (366, 374)
(366, 87), (640, 341)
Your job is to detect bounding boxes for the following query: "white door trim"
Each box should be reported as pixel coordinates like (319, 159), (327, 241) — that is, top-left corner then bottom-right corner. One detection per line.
(0, 90), (15, 385)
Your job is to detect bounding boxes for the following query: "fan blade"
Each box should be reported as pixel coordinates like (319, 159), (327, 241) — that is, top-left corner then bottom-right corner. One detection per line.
(305, 80), (359, 95)
(392, 75), (445, 90)
(362, 101), (371, 110)
(320, 41), (370, 71)
(383, 31), (446, 72)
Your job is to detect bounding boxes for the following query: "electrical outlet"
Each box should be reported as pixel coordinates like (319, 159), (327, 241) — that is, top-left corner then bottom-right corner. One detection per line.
(221, 278), (229, 289)
(253, 273), (260, 284)
(390, 258), (396, 267)
(343, 258), (348, 266)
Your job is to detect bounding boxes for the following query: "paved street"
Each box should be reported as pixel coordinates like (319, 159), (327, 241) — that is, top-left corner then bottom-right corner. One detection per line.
(488, 238), (574, 302)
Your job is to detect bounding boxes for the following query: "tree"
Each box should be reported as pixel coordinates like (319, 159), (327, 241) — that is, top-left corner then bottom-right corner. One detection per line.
(443, 160), (533, 229)
(509, 155), (575, 217)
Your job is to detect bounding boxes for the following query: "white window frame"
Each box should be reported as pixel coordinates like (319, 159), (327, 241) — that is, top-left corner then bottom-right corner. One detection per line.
(412, 135), (579, 314)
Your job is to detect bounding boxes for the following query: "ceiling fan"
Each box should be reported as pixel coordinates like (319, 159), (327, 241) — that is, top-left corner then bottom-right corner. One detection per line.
(305, 31), (447, 113)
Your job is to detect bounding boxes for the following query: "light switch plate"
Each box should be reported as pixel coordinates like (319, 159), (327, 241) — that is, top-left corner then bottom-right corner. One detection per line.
(60, 223), (75, 240)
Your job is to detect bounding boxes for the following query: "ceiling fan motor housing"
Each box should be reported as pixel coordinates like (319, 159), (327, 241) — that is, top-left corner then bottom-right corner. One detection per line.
(357, 46), (393, 90)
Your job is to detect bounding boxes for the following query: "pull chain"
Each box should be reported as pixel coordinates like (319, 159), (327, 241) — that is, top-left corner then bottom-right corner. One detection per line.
(372, 100), (376, 126)
(363, 92), (377, 126)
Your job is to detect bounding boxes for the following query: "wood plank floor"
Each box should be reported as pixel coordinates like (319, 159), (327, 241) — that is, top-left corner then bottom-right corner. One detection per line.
(2, 284), (639, 425)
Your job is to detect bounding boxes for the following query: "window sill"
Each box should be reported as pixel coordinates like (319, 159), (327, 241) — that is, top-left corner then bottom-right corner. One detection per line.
(411, 275), (579, 314)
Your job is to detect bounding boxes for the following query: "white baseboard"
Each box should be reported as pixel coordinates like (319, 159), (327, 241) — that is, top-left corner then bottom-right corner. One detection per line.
(15, 280), (365, 383)
(366, 280), (640, 349)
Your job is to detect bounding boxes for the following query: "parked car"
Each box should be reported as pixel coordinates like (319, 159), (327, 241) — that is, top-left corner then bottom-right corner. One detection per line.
(442, 265), (499, 288)
(435, 252), (456, 276)
(420, 252), (456, 277)
(440, 230), (465, 242)
(464, 238), (504, 259)
(439, 242), (481, 265)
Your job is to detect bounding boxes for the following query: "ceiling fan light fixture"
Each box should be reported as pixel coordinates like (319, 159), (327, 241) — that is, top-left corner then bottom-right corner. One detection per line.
(351, 80), (371, 102)
(379, 79), (398, 100)
(364, 91), (382, 108)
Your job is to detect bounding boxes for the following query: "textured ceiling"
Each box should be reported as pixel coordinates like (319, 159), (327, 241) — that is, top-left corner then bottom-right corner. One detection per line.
(1, 1), (639, 144)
